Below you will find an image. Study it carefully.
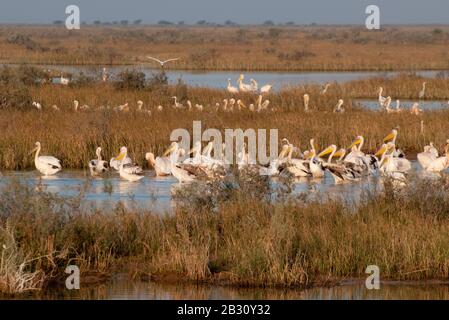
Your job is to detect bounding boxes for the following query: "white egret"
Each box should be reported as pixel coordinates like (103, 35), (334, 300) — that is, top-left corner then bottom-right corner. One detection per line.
(147, 56), (180, 68)
(227, 78), (239, 94)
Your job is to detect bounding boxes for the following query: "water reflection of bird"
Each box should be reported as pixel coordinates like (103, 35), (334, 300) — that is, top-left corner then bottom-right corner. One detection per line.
(89, 147), (109, 177)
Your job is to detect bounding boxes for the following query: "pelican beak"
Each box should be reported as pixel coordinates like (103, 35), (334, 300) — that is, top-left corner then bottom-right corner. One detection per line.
(188, 145), (198, 155)
(375, 146), (387, 157)
(383, 132), (395, 143)
(349, 139), (361, 149)
(333, 150), (344, 158)
(115, 152), (126, 161)
(305, 150), (315, 159)
(318, 146), (334, 158)
(163, 144), (176, 157)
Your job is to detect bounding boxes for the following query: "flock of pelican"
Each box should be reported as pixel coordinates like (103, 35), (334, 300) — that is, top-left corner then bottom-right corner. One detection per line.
(377, 85), (425, 115)
(29, 128), (449, 186)
(227, 74), (272, 94)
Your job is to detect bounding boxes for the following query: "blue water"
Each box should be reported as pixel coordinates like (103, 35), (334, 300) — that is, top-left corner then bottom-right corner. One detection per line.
(0, 161), (437, 213)
(39, 64), (445, 91)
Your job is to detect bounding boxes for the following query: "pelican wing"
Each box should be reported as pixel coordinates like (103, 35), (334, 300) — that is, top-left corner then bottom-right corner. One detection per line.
(147, 56), (163, 64)
(39, 156), (61, 169)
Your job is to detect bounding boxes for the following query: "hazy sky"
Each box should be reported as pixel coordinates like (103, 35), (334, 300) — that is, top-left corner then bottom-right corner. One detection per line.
(1, 0), (448, 24)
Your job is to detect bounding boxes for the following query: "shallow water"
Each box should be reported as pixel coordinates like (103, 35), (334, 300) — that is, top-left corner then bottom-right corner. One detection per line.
(25, 64), (444, 90)
(355, 99), (449, 110)
(14, 276), (449, 300)
(0, 161), (436, 213)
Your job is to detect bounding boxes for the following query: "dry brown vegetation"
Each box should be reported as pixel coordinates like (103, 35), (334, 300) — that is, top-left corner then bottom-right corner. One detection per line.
(2, 173), (449, 295)
(1, 25), (449, 70)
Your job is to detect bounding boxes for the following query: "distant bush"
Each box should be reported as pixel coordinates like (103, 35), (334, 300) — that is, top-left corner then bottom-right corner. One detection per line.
(147, 71), (168, 90)
(7, 34), (47, 51)
(113, 69), (146, 90)
(69, 72), (96, 87)
(0, 65), (48, 86)
(278, 50), (316, 61)
(0, 84), (33, 110)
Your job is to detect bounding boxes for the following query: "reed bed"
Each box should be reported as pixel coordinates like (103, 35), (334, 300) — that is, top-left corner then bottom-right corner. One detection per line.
(2, 25), (449, 71)
(1, 173), (449, 295)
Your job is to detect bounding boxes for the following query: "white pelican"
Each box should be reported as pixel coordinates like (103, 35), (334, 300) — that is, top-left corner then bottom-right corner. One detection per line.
(114, 103), (129, 112)
(229, 98), (236, 111)
(410, 102), (423, 115)
(60, 75), (69, 85)
(320, 83), (330, 95)
(376, 143), (411, 174)
(424, 140), (449, 172)
(183, 141), (202, 165)
(163, 143), (201, 183)
(237, 74), (254, 93)
(259, 144), (290, 176)
(237, 143), (249, 170)
(119, 163), (143, 182)
(383, 129), (405, 157)
(102, 67), (108, 82)
(384, 97), (396, 113)
(136, 100), (151, 115)
(172, 96), (183, 109)
(237, 99), (247, 110)
(378, 87), (386, 106)
(147, 56), (179, 68)
(282, 142), (311, 178)
(32, 101), (42, 110)
(260, 84), (272, 94)
(88, 147), (109, 176)
(186, 100), (193, 111)
(145, 142), (183, 176)
(227, 78), (239, 94)
(320, 145), (363, 183)
(110, 147), (133, 171)
(250, 79), (258, 92)
(31, 142), (62, 176)
(333, 99), (344, 113)
(345, 136), (378, 173)
(395, 100), (402, 112)
(222, 99), (228, 112)
(418, 82), (426, 99)
(303, 94), (310, 112)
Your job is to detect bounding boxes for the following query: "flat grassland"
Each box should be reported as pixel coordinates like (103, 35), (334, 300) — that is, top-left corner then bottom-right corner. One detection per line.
(1, 25), (449, 71)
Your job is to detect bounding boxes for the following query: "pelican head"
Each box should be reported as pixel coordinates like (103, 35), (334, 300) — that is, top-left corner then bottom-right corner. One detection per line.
(375, 144), (388, 157)
(189, 141), (202, 155)
(115, 147), (128, 161)
(349, 136), (364, 149)
(163, 142), (178, 156)
(279, 144), (290, 158)
(333, 148), (346, 159)
(30, 141), (41, 154)
(383, 129), (398, 143)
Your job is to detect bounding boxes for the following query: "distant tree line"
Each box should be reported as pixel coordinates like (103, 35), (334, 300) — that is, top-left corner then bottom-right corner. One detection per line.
(52, 19), (301, 27)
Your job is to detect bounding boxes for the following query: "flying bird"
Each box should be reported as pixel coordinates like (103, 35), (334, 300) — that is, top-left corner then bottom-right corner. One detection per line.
(147, 56), (180, 68)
